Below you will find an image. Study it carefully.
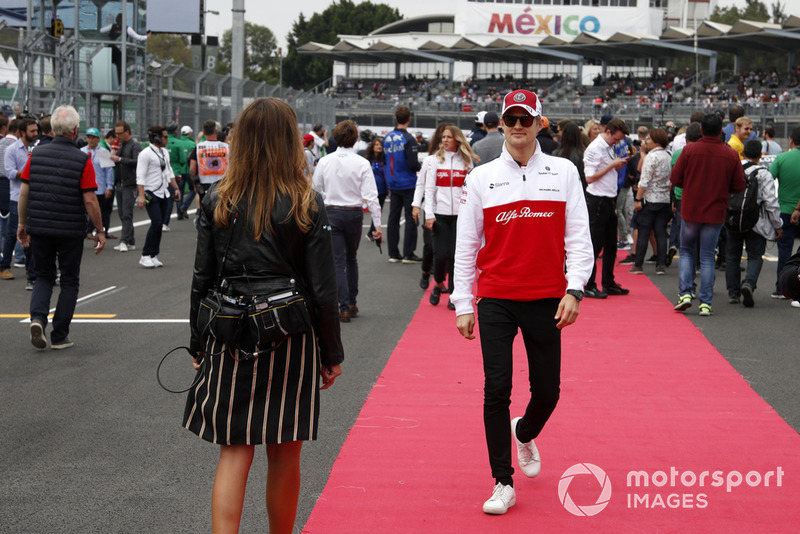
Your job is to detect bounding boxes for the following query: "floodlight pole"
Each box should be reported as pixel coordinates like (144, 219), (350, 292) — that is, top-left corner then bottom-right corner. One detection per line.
(231, 0), (245, 116)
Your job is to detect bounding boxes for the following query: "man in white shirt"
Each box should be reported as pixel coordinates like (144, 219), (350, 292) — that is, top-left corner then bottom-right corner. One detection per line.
(312, 120), (381, 322)
(136, 125), (180, 268)
(583, 117), (632, 298)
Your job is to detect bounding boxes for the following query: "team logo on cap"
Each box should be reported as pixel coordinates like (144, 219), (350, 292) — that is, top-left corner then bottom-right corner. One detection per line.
(513, 93), (526, 102)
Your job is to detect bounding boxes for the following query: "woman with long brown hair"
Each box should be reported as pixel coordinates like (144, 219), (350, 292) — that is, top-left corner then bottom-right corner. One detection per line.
(412, 123), (450, 289)
(423, 124), (479, 308)
(184, 97), (343, 533)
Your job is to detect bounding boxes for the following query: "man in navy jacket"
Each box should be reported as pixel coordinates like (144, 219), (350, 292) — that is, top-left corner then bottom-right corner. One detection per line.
(383, 105), (421, 263)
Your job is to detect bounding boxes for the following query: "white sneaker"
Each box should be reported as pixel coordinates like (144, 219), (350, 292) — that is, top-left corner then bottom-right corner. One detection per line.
(162, 224), (170, 232)
(139, 255), (155, 268)
(792, 300), (800, 308)
(114, 242), (128, 252)
(482, 483), (516, 515)
(512, 417), (541, 478)
(151, 256), (163, 267)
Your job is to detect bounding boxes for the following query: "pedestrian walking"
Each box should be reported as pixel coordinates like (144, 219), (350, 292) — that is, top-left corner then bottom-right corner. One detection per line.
(452, 89), (594, 515)
(15, 105), (106, 350)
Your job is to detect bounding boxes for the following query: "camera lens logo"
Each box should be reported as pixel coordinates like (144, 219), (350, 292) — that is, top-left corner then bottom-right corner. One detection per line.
(558, 463), (612, 517)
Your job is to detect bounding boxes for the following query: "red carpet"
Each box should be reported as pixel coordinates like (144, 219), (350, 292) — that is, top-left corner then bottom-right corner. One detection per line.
(303, 270), (800, 532)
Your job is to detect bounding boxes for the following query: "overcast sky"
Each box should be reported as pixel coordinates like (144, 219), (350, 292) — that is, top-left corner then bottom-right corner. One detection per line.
(204, 0), (752, 51)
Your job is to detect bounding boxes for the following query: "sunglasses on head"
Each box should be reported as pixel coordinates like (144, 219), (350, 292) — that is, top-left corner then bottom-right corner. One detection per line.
(502, 114), (535, 128)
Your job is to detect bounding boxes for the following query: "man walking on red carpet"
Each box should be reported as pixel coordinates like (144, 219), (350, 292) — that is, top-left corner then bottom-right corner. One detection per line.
(452, 89), (594, 515)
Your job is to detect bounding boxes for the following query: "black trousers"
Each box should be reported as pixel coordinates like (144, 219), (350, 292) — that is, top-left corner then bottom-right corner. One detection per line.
(633, 202), (670, 268)
(585, 192), (618, 289)
(478, 298), (561, 483)
(387, 188), (418, 259)
(432, 214), (457, 291)
(30, 235), (84, 343)
(421, 225), (433, 274)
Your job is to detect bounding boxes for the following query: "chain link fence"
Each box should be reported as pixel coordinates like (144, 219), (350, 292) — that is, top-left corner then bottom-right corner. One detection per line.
(0, 23), (335, 139)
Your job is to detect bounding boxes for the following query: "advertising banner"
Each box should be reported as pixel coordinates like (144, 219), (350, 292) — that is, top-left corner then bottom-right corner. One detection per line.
(454, 4), (658, 39)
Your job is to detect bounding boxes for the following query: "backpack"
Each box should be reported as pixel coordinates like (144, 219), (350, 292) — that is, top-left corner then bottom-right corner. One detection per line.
(725, 162), (760, 233)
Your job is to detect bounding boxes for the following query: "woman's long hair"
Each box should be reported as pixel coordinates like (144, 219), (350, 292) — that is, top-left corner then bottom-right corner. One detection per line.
(364, 137), (383, 163)
(428, 123), (450, 155)
(213, 98), (317, 239)
(558, 121), (586, 160)
(435, 125), (479, 167)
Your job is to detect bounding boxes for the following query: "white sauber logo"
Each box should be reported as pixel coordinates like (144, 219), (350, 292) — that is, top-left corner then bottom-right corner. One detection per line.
(496, 206), (555, 225)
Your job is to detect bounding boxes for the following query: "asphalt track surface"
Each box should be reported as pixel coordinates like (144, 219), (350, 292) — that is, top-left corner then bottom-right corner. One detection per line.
(1, 201), (798, 532)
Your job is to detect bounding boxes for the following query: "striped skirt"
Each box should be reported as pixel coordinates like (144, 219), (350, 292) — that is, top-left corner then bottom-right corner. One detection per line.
(183, 332), (320, 445)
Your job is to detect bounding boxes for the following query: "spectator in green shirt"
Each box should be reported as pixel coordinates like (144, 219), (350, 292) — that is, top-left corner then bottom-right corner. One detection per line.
(178, 125), (197, 219)
(769, 126), (800, 299)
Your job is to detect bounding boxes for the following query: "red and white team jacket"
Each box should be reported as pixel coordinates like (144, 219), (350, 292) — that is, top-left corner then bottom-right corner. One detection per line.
(423, 150), (472, 216)
(451, 143), (594, 317)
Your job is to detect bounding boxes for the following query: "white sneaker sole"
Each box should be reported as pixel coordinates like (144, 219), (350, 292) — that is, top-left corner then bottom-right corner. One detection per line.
(30, 322), (47, 349)
(483, 496), (516, 515)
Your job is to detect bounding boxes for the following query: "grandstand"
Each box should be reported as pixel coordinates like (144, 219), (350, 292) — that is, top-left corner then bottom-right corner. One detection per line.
(300, 1), (800, 136)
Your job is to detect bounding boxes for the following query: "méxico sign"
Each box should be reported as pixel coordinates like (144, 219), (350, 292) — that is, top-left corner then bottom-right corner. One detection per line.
(455, 4), (658, 39)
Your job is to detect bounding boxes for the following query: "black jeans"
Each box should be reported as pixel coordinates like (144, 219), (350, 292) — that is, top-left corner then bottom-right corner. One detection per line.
(633, 201), (670, 267)
(387, 188), (418, 259)
(142, 194), (168, 257)
(585, 193), (619, 289)
(432, 214), (457, 291)
(87, 193), (113, 236)
(478, 298), (561, 483)
(327, 208), (363, 312)
(421, 224), (433, 274)
(30, 235), (83, 343)
(725, 229), (767, 295)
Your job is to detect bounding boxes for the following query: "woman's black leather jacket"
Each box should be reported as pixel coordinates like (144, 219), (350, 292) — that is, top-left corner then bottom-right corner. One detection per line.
(190, 186), (344, 366)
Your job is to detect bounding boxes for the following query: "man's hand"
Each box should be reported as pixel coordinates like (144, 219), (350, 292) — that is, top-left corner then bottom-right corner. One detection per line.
(104, 189), (114, 199)
(412, 206), (420, 224)
(16, 224), (30, 248)
(424, 217), (436, 231)
(137, 196), (146, 209)
(611, 157), (629, 170)
(372, 227), (383, 242)
(790, 210), (799, 226)
(555, 294), (580, 329)
(93, 233), (106, 254)
(456, 313), (475, 340)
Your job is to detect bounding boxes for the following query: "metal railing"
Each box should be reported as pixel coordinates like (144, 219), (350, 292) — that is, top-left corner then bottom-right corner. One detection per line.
(0, 24), (336, 138)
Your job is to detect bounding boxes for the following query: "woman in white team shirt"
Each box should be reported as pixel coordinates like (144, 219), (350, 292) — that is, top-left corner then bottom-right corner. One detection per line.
(423, 125), (479, 309)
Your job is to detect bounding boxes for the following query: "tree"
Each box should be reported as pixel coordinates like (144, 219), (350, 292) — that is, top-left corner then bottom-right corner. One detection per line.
(710, 0), (770, 25)
(146, 34), (192, 68)
(771, 1), (788, 24)
(706, 0), (788, 74)
(284, 1), (402, 90)
(216, 22), (278, 83)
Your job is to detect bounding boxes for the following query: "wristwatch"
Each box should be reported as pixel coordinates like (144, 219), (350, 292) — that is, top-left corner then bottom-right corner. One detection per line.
(566, 289), (584, 302)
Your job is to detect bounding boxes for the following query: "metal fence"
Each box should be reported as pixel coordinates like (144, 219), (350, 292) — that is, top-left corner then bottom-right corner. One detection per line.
(0, 23), (335, 139)
(332, 93), (800, 138)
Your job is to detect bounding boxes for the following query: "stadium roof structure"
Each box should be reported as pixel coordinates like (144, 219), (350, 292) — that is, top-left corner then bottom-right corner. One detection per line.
(298, 14), (800, 84)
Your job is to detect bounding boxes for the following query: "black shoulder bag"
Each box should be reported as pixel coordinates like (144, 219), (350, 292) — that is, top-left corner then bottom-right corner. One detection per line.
(195, 211), (250, 355)
(195, 212), (313, 360)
